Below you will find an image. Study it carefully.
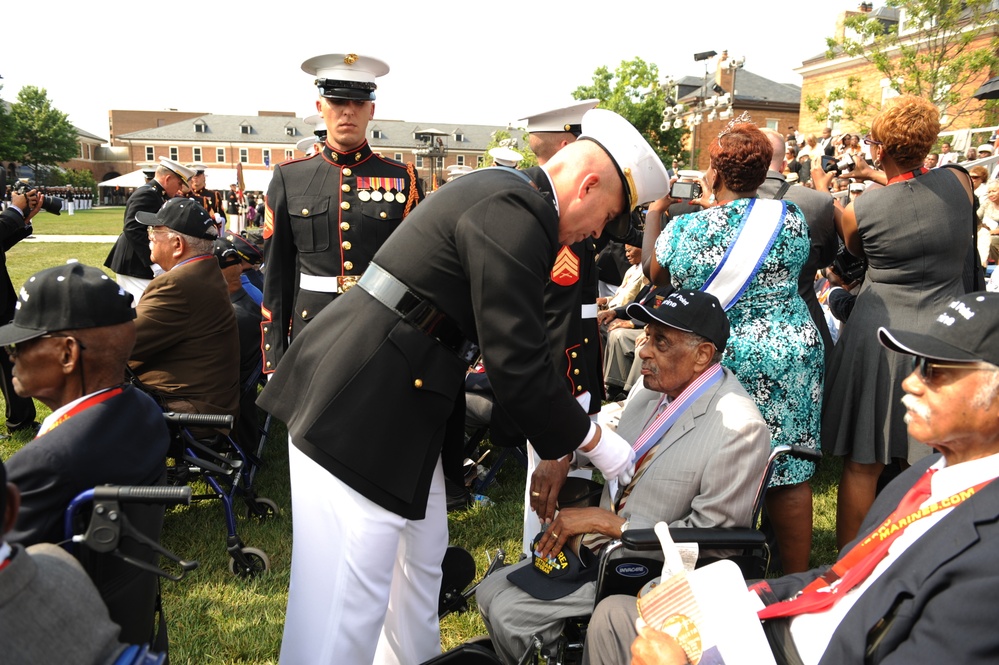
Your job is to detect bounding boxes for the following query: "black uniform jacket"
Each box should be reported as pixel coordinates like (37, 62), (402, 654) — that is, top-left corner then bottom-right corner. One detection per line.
(258, 167), (591, 519)
(0, 207), (32, 321)
(105, 180), (169, 279)
(261, 140), (422, 372)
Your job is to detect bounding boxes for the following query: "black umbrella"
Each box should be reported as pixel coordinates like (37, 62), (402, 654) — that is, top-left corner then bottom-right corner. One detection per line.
(974, 76), (999, 100)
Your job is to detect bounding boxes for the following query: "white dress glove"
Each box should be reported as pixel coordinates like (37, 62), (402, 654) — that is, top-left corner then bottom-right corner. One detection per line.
(582, 426), (635, 485)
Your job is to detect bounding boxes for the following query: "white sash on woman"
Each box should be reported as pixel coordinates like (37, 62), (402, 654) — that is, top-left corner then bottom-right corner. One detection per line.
(701, 199), (787, 310)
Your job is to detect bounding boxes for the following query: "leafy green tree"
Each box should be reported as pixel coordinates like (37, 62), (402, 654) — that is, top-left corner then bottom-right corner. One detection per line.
(57, 168), (98, 198)
(479, 129), (538, 169)
(10, 86), (78, 182)
(572, 57), (684, 164)
(0, 86), (19, 164)
(806, 0), (999, 131)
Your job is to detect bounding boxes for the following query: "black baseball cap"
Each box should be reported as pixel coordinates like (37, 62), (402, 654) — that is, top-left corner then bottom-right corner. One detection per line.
(0, 262), (135, 347)
(136, 197), (216, 240)
(225, 233), (263, 265)
(627, 289), (730, 351)
(507, 532), (599, 600)
(878, 293), (999, 366)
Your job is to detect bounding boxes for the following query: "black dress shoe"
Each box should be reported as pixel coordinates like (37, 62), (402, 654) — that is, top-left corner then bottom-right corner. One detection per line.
(7, 421), (40, 435)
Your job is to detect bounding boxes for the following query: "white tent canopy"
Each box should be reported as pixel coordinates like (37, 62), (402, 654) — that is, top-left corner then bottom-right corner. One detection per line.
(99, 167), (273, 193)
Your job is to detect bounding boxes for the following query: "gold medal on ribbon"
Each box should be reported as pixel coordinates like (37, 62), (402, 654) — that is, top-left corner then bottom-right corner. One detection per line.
(371, 190), (383, 202)
(395, 192), (406, 203)
(358, 190), (371, 202)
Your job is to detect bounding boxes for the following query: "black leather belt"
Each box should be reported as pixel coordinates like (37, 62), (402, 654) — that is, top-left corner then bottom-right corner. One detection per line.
(358, 263), (480, 365)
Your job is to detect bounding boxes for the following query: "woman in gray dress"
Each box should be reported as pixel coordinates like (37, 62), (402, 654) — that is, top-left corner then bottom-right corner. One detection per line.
(823, 95), (975, 549)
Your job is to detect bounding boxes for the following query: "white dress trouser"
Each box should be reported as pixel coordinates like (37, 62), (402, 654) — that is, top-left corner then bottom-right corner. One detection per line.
(114, 274), (151, 307)
(281, 438), (447, 665)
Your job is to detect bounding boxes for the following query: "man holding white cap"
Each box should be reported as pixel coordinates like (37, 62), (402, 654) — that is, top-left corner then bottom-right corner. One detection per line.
(105, 156), (195, 303)
(262, 53), (423, 374)
(258, 108), (670, 664)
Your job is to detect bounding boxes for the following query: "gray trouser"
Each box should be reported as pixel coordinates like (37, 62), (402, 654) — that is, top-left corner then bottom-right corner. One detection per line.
(581, 594), (641, 665)
(476, 559), (596, 664)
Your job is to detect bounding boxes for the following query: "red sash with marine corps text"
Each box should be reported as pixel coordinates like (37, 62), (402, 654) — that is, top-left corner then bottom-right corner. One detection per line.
(758, 470), (992, 619)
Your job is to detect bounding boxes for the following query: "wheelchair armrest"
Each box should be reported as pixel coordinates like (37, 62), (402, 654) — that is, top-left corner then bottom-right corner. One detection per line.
(163, 412), (234, 430)
(620, 527), (767, 551)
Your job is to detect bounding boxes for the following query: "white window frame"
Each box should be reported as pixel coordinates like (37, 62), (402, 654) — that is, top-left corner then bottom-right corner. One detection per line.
(216, 148), (225, 163)
(193, 146), (202, 162)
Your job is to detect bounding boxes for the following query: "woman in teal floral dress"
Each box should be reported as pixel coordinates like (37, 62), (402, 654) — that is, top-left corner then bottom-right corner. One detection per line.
(643, 121), (823, 573)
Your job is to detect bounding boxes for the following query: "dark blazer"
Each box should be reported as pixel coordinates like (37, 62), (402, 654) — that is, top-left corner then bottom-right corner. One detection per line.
(758, 171), (837, 358)
(129, 256), (240, 418)
(104, 180), (168, 279)
(0, 207), (33, 321)
(767, 454), (999, 664)
(258, 167), (593, 519)
(6, 385), (169, 546)
(262, 141), (423, 372)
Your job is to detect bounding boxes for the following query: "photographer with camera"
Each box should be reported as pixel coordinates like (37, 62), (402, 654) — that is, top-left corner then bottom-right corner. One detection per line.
(0, 181), (43, 436)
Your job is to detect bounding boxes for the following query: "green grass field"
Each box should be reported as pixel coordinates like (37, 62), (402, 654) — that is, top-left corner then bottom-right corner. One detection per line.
(29, 206), (125, 236)
(0, 241), (842, 663)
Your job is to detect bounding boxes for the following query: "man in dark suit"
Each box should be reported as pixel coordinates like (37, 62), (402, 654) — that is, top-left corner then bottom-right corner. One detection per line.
(258, 108), (670, 665)
(759, 129), (838, 358)
(1, 262), (169, 644)
(105, 157), (194, 304)
(261, 52), (423, 374)
(592, 292), (999, 665)
(130, 198), (239, 421)
(0, 185), (40, 434)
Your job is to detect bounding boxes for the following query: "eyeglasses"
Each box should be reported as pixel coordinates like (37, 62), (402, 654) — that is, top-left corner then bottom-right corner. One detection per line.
(5, 333), (83, 358)
(862, 135), (882, 146)
(147, 227), (172, 240)
(911, 355), (991, 384)
(971, 175), (983, 181)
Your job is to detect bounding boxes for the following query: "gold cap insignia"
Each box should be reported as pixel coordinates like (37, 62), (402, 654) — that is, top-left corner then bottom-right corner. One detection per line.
(344, 54), (359, 65)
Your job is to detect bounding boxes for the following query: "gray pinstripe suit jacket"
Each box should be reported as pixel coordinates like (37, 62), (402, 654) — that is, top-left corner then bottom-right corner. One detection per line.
(603, 367), (771, 531)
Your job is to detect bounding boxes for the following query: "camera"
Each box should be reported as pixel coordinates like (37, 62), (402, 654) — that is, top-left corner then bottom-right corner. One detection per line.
(831, 246), (866, 284)
(11, 181), (63, 215)
(821, 154), (855, 176)
(670, 181), (702, 200)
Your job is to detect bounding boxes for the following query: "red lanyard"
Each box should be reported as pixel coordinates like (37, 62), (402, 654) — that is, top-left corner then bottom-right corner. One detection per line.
(759, 471), (991, 619)
(36, 387), (123, 437)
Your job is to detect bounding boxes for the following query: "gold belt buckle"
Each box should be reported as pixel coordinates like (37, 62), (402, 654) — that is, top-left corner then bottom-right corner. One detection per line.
(337, 275), (359, 293)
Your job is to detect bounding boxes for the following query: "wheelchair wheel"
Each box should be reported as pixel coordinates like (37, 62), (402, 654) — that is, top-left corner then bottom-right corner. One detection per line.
(246, 496), (279, 521)
(229, 546), (270, 578)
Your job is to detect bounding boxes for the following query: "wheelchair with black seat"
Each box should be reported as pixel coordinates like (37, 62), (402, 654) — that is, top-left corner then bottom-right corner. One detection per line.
(428, 444), (821, 664)
(64, 483), (199, 663)
(160, 410), (278, 577)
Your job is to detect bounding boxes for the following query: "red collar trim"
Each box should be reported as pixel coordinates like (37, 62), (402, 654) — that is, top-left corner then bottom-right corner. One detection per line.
(887, 167), (928, 185)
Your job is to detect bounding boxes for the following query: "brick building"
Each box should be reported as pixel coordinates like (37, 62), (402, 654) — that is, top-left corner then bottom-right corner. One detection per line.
(794, 3), (999, 150)
(113, 110), (517, 191)
(671, 51), (801, 171)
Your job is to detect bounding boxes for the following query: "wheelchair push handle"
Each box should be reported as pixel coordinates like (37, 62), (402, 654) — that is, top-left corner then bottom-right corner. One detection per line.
(163, 412), (234, 429)
(94, 485), (192, 506)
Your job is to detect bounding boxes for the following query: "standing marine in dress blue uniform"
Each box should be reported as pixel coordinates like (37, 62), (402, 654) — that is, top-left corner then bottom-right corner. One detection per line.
(262, 53), (423, 373)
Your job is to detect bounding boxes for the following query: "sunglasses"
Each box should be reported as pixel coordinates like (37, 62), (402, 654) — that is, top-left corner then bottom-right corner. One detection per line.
(5, 333), (83, 358)
(911, 355), (989, 384)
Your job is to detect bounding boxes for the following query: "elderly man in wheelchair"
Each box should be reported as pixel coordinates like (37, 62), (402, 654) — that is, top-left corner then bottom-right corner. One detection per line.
(475, 290), (771, 663)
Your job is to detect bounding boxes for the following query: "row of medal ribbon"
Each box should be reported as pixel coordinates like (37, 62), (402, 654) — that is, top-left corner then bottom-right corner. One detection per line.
(358, 189), (407, 203)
